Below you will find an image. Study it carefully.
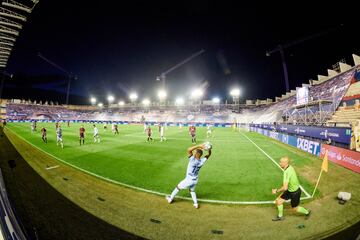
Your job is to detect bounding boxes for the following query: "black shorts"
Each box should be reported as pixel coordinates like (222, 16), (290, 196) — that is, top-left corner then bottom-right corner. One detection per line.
(280, 188), (301, 207)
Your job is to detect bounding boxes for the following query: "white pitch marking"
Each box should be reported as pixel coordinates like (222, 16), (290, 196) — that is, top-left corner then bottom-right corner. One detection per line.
(46, 165), (59, 170)
(5, 127), (311, 204)
(239, 131), (312, 198)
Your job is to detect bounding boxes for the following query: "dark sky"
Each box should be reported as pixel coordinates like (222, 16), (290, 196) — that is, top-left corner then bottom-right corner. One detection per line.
(3, 1), (358, 104)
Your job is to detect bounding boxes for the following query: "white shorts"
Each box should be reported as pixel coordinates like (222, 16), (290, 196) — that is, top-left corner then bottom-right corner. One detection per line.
(57, 136), (63, 142)
(177, 178), (198, 191)
(207, 130), (211, 134)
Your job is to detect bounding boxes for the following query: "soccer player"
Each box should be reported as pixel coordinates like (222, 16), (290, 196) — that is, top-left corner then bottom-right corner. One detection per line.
(272, 156), (311, 221)
(56, 126), (64, 148)
(31, 122), (35, 133)
(103, 123), (107, 131)
(55, 122), (59, 130)
(146, 126), (153, 142)
(41, 127), (47, 143)
(114, 124), (119, 135)
(159, 123), (166, 142)
(166, 144), (212, 209)
(67, 121), (70, 127)
(189, 125), (196, 144)
(143, 122), (147, 133)
(179, 122), (183, 131)
(79, 125), (85, 145)
(206, 125), (212, 138)
(93, 124), (100, 143)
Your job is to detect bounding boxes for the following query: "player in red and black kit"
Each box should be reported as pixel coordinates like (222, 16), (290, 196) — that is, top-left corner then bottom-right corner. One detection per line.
(79, 126), (85, 145)
(114, 124), (119, 135)
(41, 127), (47, 143)
(146, 126), (153, 142)
(189, 125), (196, 144)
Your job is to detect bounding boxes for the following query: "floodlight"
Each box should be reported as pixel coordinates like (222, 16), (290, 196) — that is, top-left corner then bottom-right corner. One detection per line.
(191, 89), (203, 99)
(175, 97), (184, 105)
(212, 97), (220, 104)
(230, 88), (240, 97)
(107, 95), (115, 103)
(142, 99), (150, 106)
(129, 93), (138, 101)
(158, 89), (167, 100)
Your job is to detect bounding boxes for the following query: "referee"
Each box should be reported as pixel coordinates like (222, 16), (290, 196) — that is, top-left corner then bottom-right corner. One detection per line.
(272, 156), (311, 221)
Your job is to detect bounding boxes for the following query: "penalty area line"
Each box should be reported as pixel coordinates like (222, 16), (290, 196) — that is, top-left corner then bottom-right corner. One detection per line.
(5, 127), (293, 205)
(239, 131), (312, 199)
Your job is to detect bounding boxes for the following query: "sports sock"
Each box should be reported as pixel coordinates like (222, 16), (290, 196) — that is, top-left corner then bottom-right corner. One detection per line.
(277, 204), (284, 217)
(170, 188), (179, 199)
(83, 140), (85, 144)
(190, 191), (197, 204)
(79, 139), (81, 145)
(296, 206), (309, 215)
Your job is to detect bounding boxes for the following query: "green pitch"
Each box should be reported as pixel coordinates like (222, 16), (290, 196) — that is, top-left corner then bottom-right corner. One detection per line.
(6, 122), (314, 202)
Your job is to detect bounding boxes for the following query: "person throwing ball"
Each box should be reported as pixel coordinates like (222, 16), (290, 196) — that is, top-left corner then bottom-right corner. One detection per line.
(166, 143), (212, 209)
(272, 156), (311, 221)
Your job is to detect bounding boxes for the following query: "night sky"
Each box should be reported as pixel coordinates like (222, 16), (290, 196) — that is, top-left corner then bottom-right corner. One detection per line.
(3, 1), (358, 104)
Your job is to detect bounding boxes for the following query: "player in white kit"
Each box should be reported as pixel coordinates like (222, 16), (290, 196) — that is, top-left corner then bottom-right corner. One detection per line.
(206, 125), (212, 138)
(166, 143), (212, 209)
(93, 124), (101, 143)
(159, 123), (166, 142)
(56, 126), (64, 148)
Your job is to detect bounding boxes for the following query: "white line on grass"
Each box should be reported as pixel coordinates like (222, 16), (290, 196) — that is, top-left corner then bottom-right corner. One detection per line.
(239, 131), (312, 199)
(46, 165), (59, 170)
(5, 127), (308, 204)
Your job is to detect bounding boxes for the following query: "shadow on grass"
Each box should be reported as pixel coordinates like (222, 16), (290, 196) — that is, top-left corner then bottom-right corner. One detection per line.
(0, 126), (144, 240)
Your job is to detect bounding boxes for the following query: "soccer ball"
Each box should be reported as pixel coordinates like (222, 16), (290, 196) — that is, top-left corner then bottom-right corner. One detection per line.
(203, 142), (212, 150)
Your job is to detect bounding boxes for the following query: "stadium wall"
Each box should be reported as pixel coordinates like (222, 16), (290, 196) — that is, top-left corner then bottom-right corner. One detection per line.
(250, 126), (360, 174)
(0, 169), (27, 240)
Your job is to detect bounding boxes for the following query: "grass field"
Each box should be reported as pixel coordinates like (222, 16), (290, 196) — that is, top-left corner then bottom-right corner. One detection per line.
(7, 122), (314, 202)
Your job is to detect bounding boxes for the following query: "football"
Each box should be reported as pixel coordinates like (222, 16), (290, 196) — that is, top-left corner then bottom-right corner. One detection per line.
(204, 141), (212, 150)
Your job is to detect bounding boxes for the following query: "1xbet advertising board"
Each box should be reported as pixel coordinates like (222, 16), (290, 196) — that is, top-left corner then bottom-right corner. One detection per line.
(250, 124), (351, 144)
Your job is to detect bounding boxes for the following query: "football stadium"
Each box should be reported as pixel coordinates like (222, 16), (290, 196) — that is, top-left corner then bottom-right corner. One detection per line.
(0, 1), (359, 240)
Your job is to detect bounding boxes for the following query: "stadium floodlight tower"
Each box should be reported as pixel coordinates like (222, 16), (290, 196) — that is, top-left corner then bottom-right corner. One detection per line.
(212, 97), (220, 104)
(97, 102), (103, 108)
(142, 98), (150, 106)
(90, 97), (96, 105)
(129, 92), (138, 105)
(107, 95), (114, 106)
(190, 88), (204, 108)
(230, 88), (240, 104)
(230, 88), (241, 112)
(118, 100), (125, 106)
(157, 89), (167, 105)
(175, 97), (184, 106)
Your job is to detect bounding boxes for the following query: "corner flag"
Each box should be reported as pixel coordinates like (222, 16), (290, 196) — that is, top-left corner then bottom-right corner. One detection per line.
(321, 150), (329, 172)
(312, 150), (329, 197)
